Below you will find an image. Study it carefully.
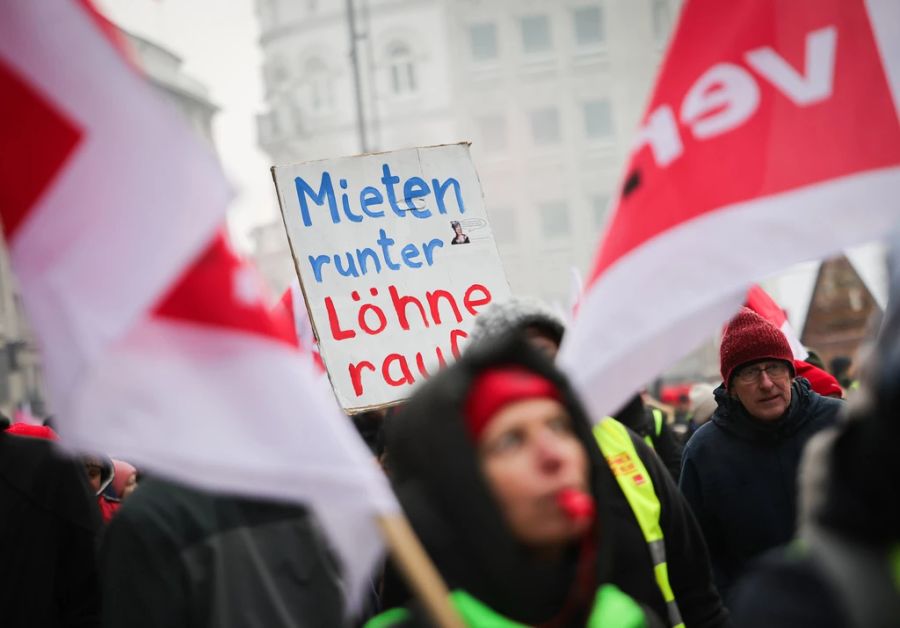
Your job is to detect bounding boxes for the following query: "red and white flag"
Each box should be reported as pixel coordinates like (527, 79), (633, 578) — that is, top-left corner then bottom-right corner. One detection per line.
(745, 284), (808, 360)
(0, 0), (396, 604)
(274, 279), (326, 374)
(560, 0), (900, 420)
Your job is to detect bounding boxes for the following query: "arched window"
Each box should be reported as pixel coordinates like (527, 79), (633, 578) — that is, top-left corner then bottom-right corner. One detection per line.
(303, 57), (333, 112)
(388, 42), (416, 95)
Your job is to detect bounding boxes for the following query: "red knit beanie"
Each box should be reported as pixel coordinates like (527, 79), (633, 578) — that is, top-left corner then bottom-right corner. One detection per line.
(465, 367), (561, 440)
(5, 423), (58, 440)
(720, 307), (794, 389)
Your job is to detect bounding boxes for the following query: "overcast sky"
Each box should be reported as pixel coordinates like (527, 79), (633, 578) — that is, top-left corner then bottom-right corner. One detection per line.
(97, 0), (277, 251)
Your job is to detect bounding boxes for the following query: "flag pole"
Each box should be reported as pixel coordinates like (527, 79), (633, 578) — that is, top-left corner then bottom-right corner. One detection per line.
(376, 513), (466, 628)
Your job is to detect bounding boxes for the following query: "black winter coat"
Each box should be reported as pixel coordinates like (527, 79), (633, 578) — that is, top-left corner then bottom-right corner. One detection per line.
(0, 431), (102, 628)
(679, 378), (843, 598)
(100, 478), (345, 628)
(385, 336), (729, 627)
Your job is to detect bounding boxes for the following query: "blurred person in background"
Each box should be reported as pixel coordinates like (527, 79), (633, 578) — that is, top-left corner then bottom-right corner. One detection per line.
(730, 239), (900, 628)
(611, 393), (683, 482)
(684, 383), (717, 443)
(370, 335), (729, 627)
(109, 459), (138, 501)
(680, 308), (843, 599)
(85, 455), (120, 523)
(1, 423), (102, 628)
(100, 475), (345, 628)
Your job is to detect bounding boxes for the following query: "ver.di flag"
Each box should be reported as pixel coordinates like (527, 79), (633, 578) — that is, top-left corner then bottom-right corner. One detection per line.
(0, 0), (397, 605)
(559, 0), (900, 420)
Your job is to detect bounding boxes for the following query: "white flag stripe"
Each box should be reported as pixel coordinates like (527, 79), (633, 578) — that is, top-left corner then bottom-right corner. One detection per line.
(561, 167), (900, 420)
(865, 0), (900, 120)
(0, 1), (227, 410)
(70, 317), (398, 604)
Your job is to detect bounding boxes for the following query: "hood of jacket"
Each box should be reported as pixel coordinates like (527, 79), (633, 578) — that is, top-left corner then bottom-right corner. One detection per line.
(387, 334), (618, 624)
(711, 377), (823, 443)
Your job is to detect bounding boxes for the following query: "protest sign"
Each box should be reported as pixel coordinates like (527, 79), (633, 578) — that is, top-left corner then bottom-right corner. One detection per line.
(273, 143), (511, 411)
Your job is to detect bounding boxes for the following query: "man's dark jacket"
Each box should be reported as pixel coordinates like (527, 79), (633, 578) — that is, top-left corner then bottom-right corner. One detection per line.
(679, 378), (843, 598)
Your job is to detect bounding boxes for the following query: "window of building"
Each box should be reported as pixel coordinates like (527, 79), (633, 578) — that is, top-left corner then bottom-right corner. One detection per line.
(539, 201), (571, 238)
(304, 57), (333, 112)
(583, 100), (612, 139)
(265, 55), (287, 92)
(573, 5), (604, 46)
(592, 195), (611, 227)
(469, 22), (498, 61)
(520, 15), (552, 54)
(652, 0), (673, 43)
(477, 115), (507, 153)
(388, 43), (417, 95)
(488, 207), (517, 244)
(530, 107), (561, 145)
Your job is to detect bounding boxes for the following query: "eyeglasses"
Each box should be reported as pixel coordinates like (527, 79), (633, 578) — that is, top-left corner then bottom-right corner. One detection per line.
(735, 362), (790, 384)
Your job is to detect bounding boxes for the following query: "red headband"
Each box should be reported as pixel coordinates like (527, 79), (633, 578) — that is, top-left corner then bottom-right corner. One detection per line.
(465, 367), (561, 440)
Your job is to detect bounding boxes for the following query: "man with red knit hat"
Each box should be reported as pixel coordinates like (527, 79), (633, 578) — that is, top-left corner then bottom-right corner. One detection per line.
(680, 307), (844, 601)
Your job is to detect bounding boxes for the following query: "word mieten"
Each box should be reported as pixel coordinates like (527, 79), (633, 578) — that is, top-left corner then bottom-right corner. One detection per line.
(295, 163), (465, 227)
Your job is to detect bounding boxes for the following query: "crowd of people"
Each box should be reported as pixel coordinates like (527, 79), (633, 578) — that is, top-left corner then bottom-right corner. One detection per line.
(1, 283), (896, 627)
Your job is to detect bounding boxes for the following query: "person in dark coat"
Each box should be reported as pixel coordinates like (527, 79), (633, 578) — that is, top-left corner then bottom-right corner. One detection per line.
(100, 477), (345, 628)
(0, 425), (103, 628)
(679, 307), (843, 599)
(374, 335), (728, 627)
(613, 393), (683, 482)
(729, 240), (900, 628)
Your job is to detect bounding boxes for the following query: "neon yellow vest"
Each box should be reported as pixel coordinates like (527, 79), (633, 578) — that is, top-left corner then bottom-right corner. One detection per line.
(643, 407), (665, 449)
(365, 584), (648, 628)
(594, 418), (685, 628)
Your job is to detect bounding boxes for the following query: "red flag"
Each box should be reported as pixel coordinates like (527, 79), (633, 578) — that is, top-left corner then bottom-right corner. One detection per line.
(560, 0), (900, 420)
(0, 0), (396, 604)
(273, 279), (326, 373)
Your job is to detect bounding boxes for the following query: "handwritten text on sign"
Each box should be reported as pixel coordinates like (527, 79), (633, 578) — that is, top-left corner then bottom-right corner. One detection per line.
(274, 144), (510, 411)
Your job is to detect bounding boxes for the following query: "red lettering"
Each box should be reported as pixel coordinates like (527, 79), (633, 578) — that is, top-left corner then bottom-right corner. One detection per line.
(463, 284), (492, 317)
(389, 284), (429, 330)
(383, 353), (415, 387)
(426, 289), (462, 325)
(349, 360), (375, 397)
(358, 303), (387, 335)
(415, 346), (447, 379)
(325, 296), (356, 341)
(450, 328), (468, 359)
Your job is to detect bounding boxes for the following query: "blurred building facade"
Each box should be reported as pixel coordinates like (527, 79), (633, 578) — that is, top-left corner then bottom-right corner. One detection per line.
(253, 0), (682, 303)
(0, 28), (218, 420)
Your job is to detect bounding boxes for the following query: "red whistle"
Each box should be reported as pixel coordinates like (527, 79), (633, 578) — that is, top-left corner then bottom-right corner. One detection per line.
(556, 488), (596, 523)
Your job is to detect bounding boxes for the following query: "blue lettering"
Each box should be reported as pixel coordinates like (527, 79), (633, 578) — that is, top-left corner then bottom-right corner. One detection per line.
(403, 176), (432, 218)
(334, 253), (360, 278)
(359, 186), (385, 218)
(401, 243), (423, 268)
(356, 247), (382, 274)
(309, 254), (332, 282)
(423, 238), (443, 265)
(381, 164), (405, 217)
(376, 228), (401, 270)
(432, 177), (465, 215)
(295, 172), (339, 226)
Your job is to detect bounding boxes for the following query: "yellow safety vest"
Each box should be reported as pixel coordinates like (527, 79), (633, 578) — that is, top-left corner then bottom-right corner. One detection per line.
(594, 418), (685, 628)
(644, 408), (665, 449)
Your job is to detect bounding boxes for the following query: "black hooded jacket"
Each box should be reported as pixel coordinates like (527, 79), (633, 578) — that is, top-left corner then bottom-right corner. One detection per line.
(385, 337), (728, 627)
(0, 431), (102, 628)
(680, 377), (843, 597)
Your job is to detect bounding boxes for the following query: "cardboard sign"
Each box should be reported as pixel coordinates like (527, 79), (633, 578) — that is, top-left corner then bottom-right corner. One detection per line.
(273, 143), (511, 411)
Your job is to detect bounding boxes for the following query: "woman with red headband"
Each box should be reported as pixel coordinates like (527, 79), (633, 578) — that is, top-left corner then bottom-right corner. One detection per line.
(369, 336), (725, 627)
